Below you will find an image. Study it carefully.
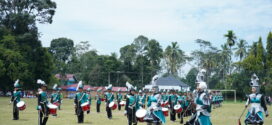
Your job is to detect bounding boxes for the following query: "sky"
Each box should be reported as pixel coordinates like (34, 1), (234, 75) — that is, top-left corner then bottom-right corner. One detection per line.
(37, 0), (272, 75)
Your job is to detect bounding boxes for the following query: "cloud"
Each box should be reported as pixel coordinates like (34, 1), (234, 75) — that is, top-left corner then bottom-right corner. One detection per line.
(38, 0), (272, 56)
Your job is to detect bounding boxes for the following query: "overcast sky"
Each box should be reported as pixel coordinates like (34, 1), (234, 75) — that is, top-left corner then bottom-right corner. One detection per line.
(37, 0), (272, 75)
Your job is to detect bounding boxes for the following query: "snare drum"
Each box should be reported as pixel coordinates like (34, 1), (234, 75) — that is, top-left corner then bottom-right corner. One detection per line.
(136, 109), (147, 122)
(109, 102), (117, 110)
(81, 102), (90, 112)
(16, 101), (26, 111)
(162, 108), (169, 116)
(47, 104), (58, 115)
(174, 105), (183, 113)
(120, 101), (126, 106)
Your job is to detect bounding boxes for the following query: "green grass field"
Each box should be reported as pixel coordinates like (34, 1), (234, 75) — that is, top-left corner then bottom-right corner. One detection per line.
(0, 97), (271, 125)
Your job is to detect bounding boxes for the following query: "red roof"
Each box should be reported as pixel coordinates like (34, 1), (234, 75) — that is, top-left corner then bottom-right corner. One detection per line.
(60, 84), (127, 92)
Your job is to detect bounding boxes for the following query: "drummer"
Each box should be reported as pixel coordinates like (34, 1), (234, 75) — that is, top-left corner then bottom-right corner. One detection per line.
(169, 89), (178, 122)
(95, 88), (102, 113)
(162, 90), (169, 107)
(138, 90), (146, 108)
(86, 88), (92, 114)
(145, 85), (166, 125)
(74, 81), (88, 123)
(176, 91), (183, 121)
(124, 82), (139, 125)
(58, 88), (63, 110)
(105, 84), (114, 119)
(10, 79), (22, 120)
(116, 89), (123, 111)
(50, 84), (60, 115)
(37, 79), (49, 125)
(185, 69), (212, 125)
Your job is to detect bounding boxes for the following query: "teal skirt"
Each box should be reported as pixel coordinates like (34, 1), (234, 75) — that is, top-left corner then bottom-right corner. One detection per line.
(197, 115), (212, 125)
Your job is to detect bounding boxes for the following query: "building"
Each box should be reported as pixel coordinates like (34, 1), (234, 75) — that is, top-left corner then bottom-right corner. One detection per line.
(55, 74), (77, 85)
(144, 75), (190, 91)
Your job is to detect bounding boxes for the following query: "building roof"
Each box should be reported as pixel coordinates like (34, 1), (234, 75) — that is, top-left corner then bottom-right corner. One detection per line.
(151, 75), (190, 87)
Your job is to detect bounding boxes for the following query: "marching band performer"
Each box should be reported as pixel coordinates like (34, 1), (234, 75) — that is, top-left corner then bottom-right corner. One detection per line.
(169, 89), (178, 122)
(245, 74), (269, 125)
(177, 91), (185, 123)
(117, 89), (123, 111)
(124, 82), (139, 125)
(185, 69), (212, 125)
(86, 88), (92, 114)
(145, 75), (166, 125)
(10, 79), (22, 120)
(74, 81), (88, 123)
(37, 79), (49, 125)
(50, 84), (60, 115)
(105, 84), (114, 119)
(58, 88), (63, 110)
(138, 90), (146, 108)
(95, 88), (102, 113)
(145, 85), (166, 125)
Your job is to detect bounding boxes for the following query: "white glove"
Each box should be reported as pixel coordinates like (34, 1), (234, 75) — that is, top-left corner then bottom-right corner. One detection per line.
(124, 111), (127, 116)
(9, 101), (12, 104)
(38, 106), (41, 110)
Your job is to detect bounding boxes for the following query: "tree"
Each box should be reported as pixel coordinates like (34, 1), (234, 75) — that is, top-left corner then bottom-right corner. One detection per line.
(0, 0), (57, 90)
(0, 31), (28, 91)
(145, 39), (163, 75)
(49, 37), (74, 76)
(266, 32), (272, 71)
(234, 39), (248, 61)
(0, 0), (57, 34)
(184, 68), (198, 90)
(164, 42), (188, 76)
(224, 30), (237, 48)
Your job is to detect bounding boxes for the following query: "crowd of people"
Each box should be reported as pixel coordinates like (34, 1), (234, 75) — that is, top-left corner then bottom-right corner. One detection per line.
(9, 70), (270, 125)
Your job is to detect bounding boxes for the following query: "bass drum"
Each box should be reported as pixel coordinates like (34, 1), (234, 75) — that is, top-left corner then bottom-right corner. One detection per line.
(109, 102), (117, 110)
(16, 101), (26, 111)
(174, 105), (183, 113)
(136, 108), (147, 122)
(47, 104), (58, 115)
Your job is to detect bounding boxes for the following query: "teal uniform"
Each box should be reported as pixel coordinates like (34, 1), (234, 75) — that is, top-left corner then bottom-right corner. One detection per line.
(147, 94), (166, 124)
(117, 93), (123, 110)
(138, 94), (146, 108)
(195, 92), (212, 125)
(12, 91), (21, 102)
(105, 92), (114, 119)
(125, 94), (139, 125)
(105, 92), (114, 103)
(87, 93), (92, 105)
(95, 94), (102, 113)
(245, 93), (268, 124)
(74, 92), (88, 123)
(11, 90), (21, 120)
(96, 95), (102, 104)
(50, 93), (60, 103)
(38, 91), (49, 125)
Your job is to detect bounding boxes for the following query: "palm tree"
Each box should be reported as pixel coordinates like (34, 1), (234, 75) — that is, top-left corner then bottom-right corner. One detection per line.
(224, 30), (237, 75)
(164, 42), (187, 76)
(224, 30), (237, 48)
(234, 39), (248, 61)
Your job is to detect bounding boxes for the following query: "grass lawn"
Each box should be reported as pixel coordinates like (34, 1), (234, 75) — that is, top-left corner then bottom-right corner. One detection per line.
(0, 97), (271, 125)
